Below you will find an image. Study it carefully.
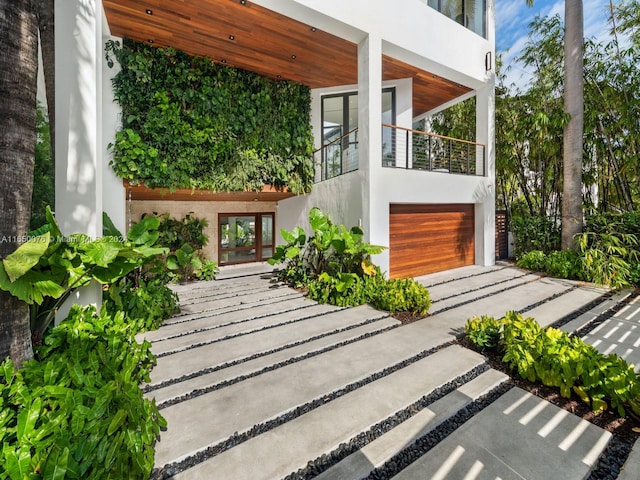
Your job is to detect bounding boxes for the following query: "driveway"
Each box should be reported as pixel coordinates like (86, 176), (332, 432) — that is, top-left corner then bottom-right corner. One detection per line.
(142, 264), (639, 479)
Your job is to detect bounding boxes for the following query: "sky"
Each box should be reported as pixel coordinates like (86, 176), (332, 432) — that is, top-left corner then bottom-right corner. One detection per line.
(496, 0), (615, 89)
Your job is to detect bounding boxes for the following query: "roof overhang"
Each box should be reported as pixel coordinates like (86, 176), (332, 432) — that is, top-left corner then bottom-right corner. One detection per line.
(103, 0), (471, 116)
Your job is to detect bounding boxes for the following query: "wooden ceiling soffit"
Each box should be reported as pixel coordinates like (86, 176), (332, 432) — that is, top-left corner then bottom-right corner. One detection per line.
(103, 0), (471, 115)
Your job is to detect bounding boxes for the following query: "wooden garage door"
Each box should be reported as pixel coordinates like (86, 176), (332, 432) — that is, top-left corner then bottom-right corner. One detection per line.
(389, 204), (475, 278)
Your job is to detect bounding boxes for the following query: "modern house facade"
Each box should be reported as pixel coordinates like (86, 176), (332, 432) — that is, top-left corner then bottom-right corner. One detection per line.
(54, 0), (495, 281)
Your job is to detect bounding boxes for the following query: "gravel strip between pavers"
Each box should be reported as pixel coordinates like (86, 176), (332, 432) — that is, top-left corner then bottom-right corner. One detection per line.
(149, 342), (458, 479)
(154, 305), (350, 357)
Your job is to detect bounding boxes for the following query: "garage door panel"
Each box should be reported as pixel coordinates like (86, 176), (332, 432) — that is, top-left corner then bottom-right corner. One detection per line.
(389, 203), (475, 278)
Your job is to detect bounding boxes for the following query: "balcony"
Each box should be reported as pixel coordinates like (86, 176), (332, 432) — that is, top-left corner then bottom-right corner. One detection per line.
(382, 123), (486, 176)
(314, 124), (485, 182)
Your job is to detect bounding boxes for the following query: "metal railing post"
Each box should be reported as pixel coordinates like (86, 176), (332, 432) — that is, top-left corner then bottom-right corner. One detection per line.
(405, 130), (409, 169)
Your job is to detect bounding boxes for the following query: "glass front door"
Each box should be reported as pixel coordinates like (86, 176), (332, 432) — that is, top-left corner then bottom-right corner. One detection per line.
(219, 213), (274, 265)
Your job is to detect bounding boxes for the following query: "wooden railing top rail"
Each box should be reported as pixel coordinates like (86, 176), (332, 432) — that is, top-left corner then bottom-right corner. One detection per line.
(313, 128), (359, 155)
(382, 123), (485, 148)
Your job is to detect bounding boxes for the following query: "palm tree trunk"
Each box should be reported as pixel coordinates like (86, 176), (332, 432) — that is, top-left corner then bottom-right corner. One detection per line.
(0, 0), (38, 365)
(561, 0), (584, 249)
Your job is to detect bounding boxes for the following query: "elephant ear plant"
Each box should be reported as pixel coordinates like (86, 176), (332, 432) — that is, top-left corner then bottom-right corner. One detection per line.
(269, 207), (431, 316)
(0, 207), (167, 345)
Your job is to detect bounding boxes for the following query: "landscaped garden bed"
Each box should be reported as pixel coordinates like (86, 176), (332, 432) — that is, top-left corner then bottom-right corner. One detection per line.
(268, 207), (432, 319)
(461, 309), (640, 479)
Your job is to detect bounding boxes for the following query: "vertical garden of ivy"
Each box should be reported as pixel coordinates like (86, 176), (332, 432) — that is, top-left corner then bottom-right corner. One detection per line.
(105, 38), (315, 194)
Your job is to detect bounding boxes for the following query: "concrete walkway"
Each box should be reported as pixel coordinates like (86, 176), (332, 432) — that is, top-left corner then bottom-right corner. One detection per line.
(142, 265), (640, 479)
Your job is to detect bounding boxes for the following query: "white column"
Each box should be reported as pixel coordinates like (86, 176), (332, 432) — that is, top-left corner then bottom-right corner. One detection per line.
(55, 0), (104, 316)
(475, 76), (496, 266)
(102, 34), (127, 233)
(357, 34), (389, 273)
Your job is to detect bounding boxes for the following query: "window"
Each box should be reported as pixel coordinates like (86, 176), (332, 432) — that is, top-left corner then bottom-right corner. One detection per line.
(426, 0), (486, 38)
(321, 88), (396, 177)
(219, 213), (275, 265)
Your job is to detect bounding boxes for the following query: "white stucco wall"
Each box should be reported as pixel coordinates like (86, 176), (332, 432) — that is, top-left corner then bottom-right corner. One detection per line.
(274, 0), (496, 275)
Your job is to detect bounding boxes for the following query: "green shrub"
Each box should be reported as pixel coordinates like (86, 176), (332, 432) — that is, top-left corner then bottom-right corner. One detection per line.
(307, 272), (381, 307)
(371, 278), (431, 316)
(0, 209), (167, 344)
(544, 249), (580, 279)
(511, 215), (560, 258)
(143, 212), (217, 283)
(154, 212), (208, 251)
(0, 305), (165, 479)
(577, 231), (638, 289)
(105, 278), (179, 332)
(465, 311), (640, 418)
(270, 208), (432, 316)
(464, 314), (503, 349)
(516, 250), (547, 271)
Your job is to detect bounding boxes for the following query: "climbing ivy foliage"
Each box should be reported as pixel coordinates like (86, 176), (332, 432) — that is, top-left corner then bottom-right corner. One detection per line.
(105, 38), (314, 194)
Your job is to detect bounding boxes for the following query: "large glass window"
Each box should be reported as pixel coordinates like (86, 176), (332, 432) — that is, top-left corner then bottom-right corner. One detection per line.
(219, 213), (274, 265)
(321, 88), (395, 177)
(427, 0), (486, 37)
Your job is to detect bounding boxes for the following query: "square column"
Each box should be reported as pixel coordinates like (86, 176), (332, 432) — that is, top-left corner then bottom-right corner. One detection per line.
(357, 34), (390, 273)
(54, 0), (106, 315)
(474, 76), (496, 266)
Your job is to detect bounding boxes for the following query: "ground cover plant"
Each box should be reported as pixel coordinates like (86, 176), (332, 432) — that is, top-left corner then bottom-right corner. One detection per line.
(464, 311), (640, 418)
(269, 208), (431, 317)
(0, 210), (177, 478)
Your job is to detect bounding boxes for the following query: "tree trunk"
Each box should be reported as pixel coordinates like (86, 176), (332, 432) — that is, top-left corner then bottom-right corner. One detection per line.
(561, 0), (584, 249)
(0, 0), (38, 366)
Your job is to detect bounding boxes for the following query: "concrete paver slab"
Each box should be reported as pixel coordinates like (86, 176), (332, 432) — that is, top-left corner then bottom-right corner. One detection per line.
(148, 317), (401, 405)
(414, 265), (507, 287)
(153, 317), (453, 466)
(316, 369), (508, 480)
(140, 296), (318, 342)
(149, 302), (342, 355)
(524, 286), (607, 327)
(177, 286), (300, 315)
(149, 305), (390, 385)
(171, 346), (487, 479)
(429, 273), (543, 313)
(393, 387), (610, 480)
(425, 267), (533, 303)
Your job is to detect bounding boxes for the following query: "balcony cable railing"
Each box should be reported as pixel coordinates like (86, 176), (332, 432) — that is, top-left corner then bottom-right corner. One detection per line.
(313, 124), (486, 183)
(313, 127), (359, 182)
(382, 123), (486, 176)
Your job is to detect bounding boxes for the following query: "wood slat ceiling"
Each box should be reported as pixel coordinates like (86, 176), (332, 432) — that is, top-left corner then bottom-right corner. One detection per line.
(103, 0), (471, 116)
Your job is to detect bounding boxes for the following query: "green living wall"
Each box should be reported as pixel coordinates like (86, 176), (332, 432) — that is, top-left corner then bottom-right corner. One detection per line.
(106, 38), (314, 194)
